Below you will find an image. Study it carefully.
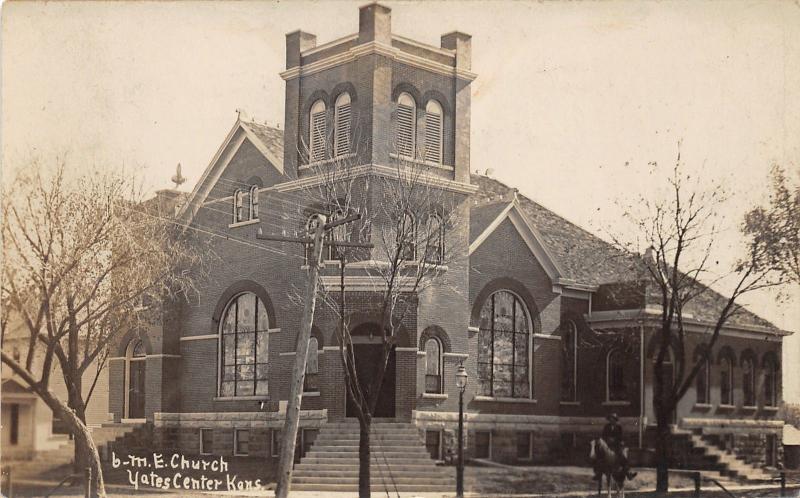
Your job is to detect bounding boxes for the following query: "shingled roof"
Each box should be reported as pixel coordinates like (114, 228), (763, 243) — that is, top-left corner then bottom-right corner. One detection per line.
(469, 174), (782, 332)
(240, 120), (284, 162)
(470, 174), (639, 286)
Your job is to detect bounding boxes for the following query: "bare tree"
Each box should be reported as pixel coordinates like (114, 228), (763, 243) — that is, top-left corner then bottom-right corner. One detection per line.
(611, 150), (786, 492)
(289, 125), (465, 497)
(1, 160), (208, 497)
(743, 165), (800, 287)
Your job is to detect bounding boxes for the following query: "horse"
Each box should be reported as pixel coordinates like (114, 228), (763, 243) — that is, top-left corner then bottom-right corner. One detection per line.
(589, 438), (628, 498)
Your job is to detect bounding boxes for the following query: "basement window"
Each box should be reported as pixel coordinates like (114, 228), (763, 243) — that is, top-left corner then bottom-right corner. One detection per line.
(200, 429), (213, 455)
(234, 429), (249, 456)
(474, 431), (491, 459)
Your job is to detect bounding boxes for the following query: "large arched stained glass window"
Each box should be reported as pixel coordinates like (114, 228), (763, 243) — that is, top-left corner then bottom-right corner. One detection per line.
(477, 291), (531, 398)
(220, 292), (270, 397)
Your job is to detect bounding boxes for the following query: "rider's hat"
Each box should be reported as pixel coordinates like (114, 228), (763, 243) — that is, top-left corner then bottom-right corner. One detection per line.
(607, 413), (619, 422)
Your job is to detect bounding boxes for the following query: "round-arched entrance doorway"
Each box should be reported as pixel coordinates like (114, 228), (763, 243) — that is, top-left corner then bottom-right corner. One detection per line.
(345, 323), (396, 418)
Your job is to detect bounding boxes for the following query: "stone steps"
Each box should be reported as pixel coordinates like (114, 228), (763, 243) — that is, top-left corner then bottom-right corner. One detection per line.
(291, 420), (452, 492)
(683, 431), (774, 482)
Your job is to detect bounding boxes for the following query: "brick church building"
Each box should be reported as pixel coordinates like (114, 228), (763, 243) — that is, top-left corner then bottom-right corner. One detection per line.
(107, 3), (789, 485)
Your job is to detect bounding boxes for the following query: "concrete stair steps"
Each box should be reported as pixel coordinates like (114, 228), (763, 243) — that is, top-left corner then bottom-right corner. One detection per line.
(293, 469), (448, 478)
(291, 483), (453, 492)
(292, 475), (451, 484)
(299, 457), (432, 465)
(294, 463), (448, 472)
(685, 431), (775, 482)
(292, 420), (446, 492)
(309, 446), (428, 458)
(315, 434), (423, 442)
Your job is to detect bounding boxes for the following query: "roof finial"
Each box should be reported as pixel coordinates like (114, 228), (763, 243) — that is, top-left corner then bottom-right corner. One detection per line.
(171, 163), (186, 189)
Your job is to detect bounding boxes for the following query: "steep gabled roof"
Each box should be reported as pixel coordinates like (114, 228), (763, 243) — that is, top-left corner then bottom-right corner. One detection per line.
(178, 117), (284, 225)
(471, 174), (637, 286)
(469, 174), (782, 332)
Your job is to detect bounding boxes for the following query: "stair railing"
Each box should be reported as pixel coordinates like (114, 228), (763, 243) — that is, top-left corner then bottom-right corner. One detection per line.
(373, 427), (399, 498)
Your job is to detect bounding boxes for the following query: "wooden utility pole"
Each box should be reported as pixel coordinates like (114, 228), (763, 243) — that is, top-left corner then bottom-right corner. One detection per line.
(274, 213), (325, 498)
(262, 212), (372, 498)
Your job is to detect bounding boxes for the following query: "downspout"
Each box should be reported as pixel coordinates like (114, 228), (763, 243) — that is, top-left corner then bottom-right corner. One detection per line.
(639, 324), (645, 449)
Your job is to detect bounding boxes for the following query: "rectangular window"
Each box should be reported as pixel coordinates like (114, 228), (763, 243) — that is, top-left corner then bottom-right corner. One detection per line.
(200, 429), (213, 455)
(271, 429), (280, 458)
(474, 431), (491, 459)
(425, 430), (442, 460)
(10, 404), (19, 445)
(516, 432), (532, 460)
(234, 429), (249, 456)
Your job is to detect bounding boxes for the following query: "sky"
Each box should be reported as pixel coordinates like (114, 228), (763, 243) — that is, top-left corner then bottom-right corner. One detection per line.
(3, 1), (799, 397)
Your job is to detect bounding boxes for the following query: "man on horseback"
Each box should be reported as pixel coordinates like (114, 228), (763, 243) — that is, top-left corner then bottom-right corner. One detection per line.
(593, 413), (637, 481)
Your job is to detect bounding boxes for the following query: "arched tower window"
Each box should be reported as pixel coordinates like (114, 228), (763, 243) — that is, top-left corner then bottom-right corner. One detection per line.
(477, 290), (532, 398)
(606, 350), (626, 401)
(219, 292), (270, 397)
(309, 100), (327, 162)
(304, 337), (319, 393)
(424, 100), (443, 163)
(334, 93), (352, 157)
(560, 320), (578, 402)
(396, 93), (416, 158)
(424, 337), (442, 394)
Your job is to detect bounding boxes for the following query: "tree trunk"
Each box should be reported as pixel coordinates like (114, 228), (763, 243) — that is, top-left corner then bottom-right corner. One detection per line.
(654, 404), (671, 493)
(68, 382), (89, 475)
(358, 415), (372, 498)
(47, 389), (106, 497)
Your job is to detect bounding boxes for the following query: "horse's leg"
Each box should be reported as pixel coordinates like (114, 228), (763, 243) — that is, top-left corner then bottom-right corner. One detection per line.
(606, 474), (612, 498)
(597, 472), (602, 497)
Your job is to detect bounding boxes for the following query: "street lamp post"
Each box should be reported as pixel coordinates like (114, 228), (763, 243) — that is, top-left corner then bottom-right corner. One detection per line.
(455, 364), (468, 498)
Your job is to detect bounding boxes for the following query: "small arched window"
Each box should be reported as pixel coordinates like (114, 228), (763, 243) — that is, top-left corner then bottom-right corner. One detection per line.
(304, 214), (322, 265)
(695, 357), (710, 405)
(424, 337), (442, 394)
(396, 93), (416, 158)
(720, 357), (733, 405)
(742, 356), (756, 407)
(424, 213), (445, 265)
(399, 211), (417, 261)
(219, 292), (270, 397)
(249, 185), (259, 220)
(607, 350), (626, 402)
(323, 208), (345, 262)
(309, 100), (327, 162)
(334, 93), (352, 157)
(560, 320), (578, 402)
(763, 355), (778, 407)
(477, 290), (532, 398)
(424, 100), (443, 163)
(233, 189), (245, 223)
(304, 337), (319, 393)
